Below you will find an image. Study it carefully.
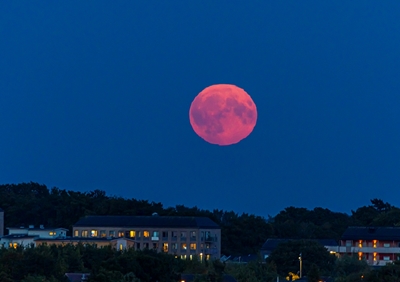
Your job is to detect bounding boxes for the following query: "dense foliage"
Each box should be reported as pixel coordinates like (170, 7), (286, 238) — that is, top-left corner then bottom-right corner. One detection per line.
(2, 182), (400, 281)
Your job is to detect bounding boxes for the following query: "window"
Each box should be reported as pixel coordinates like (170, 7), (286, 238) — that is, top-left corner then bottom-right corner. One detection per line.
(163, 243), (168, 252)
(82, 230), (88, 237)
(153, 243), (158, 250)
(181, 243), (187, 250)
(162, 231), (168, 238)
(91, 230), (98, 237)
(384, 256), (390, 261)
(49, 231), (56, 236)
(181, 255), (187, 260)
(144, 231), (150, 238)
(206, 254), (210, 261)
(190, 231), (196, 239)
(172, 231), (178, 239)
(190, 243), (196, 250)
(144, 243), (149, 249)
(152, 231), (159, 238)
(359, 240), (362, 248)
(137, 231), (141, 238)
(109, 230), (115, 237)
(358, 252), (363, 260)
(119, 244), (123, 251)
(74, 230), (79, 237)
(100, 230), (106, 238)
(384, 243), (390, 248)
(345, 241), (352, 247)
(181, 231), (187, 240)
(172, 243), (178, 250)
(373, 252), (377, 261)
(129, 230), (136, 238)
(118, 231), (124, 237)
(373, 240), (377, 248)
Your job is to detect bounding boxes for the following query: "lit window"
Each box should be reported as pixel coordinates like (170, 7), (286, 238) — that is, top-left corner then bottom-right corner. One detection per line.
(152, 231), (159, 237)
(181, 255), (187, 260)
(373, 252), (377, 261)
(74, 230), (79, 237)
(129, 230), (136, 238)
(91, 230), (98, 237)
(358, 252), (363, 260)
(373, 240), (377, 248)
(118, 231), (124, 237)
(190, 255), (193, 260)
(49, 231), (56, 236)
(359, 240), (362, 248)
(119, 244), (123, 251)
(100, 230), (106, 238)
(206, 254), (210, 260)
(144, 231), (150, 238)
(82, 230), (88, 237)
(13, 243), (18, 249)
(190, 243), (197, 250)
(181, 243), (187, 250)
(163, 243), (169, 252)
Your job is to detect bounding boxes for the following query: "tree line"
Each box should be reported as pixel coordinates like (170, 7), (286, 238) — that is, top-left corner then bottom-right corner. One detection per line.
(0, 182), (399, 256)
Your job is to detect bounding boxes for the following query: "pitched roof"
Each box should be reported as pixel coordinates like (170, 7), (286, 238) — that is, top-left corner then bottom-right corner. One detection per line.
(260, 238), (338, 251)
(73, 216), (220, 229)
(342, 226), (400, 240)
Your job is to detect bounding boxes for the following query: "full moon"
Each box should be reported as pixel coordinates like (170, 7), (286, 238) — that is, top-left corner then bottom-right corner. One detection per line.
(189, 84), (257, 146)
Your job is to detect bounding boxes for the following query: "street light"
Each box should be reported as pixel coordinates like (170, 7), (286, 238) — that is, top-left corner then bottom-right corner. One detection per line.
(298, 253), (302, 278)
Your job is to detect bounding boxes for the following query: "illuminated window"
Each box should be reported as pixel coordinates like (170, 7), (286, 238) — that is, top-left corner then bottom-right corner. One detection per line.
(181, 255), (187, 260)
(358, 252), (363, 260)
(152, 231), (159, 238)
(190, 255), (193, 260)
(74, 230), (79, 237)
(163, 243), (168, 252)
(118, 231), (124, 237)
(91, 230), (98, 237)
(129, 230), (136, 238)
(82, 230), (88, 237)
(181, 243), (187, 250)
(119, 244), (123, 251)
(359, 240), (362, 248)
(206, 254), (210, 260)
(190, 243), (197, 250)
(49, 231), (57, 236)
(100, 230), (106, 238)
(373, 252), (377, 261)
(373, 240), (377, 248)
(144, 231), (150, 238)
(13, 243), (18, 249)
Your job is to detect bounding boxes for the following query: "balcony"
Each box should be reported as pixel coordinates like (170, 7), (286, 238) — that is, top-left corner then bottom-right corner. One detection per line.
(151, 236), (159, 241)
(338, 246), (400, 254)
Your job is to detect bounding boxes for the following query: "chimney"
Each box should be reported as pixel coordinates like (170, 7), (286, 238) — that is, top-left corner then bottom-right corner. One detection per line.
(0, 208), (4, 236)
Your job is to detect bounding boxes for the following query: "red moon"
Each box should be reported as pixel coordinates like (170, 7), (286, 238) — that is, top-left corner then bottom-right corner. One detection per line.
(189, 84), (257, 146)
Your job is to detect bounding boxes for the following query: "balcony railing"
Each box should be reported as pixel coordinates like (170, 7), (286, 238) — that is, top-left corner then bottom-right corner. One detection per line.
(338, 246), (400, 254)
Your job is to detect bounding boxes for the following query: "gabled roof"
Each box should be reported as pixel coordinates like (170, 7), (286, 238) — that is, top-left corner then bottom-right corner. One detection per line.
(260, 238), (338, 251)
(73, 216), (219, 229)
(342, 226), (400, 240)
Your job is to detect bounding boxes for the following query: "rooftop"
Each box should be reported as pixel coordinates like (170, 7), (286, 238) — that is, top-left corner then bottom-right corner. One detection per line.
(73, 215), (220, 229)
(342, 226), (400, 240)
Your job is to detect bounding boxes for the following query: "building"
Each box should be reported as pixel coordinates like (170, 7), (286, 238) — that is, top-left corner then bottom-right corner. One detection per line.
(72, 214), (221, 259)
(337, 226), (400, 266)
(0, 208), (4, 237)
(0, 225), (68, 249)
(260, 238), (339, 260)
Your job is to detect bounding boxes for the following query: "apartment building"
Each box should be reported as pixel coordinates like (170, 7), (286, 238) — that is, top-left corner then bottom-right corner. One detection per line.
(72, 214), (221, 260)
(0, 225), (68, 249)
(337, 226), (400, 266)
(0, 208), (4, 237)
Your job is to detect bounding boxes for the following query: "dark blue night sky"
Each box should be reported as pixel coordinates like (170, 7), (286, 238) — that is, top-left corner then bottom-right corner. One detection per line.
(1, 1), (400, 217)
